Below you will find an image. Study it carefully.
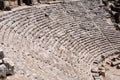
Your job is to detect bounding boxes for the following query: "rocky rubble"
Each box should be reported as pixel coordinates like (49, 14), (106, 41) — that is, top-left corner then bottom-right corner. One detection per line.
(106, 54), (120, 68)
(91, 62), (106, 80)
(91, 52), (120, 80)
(0, 48), (14, 78)
(102, 0), (120, 30)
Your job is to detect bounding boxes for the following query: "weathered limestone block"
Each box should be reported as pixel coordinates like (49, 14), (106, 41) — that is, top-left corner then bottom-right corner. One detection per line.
(91, 68), (99, 73)
(0, 48), (4, 59)
(3, 58), (14, 75)
(93, 60), (100, 64)
(32, 0), (38, 4)
(98, 67), (106, 76)
(117, 64), (120, 69)
(0, 64), (7, 78)
(94, 77), (101, 80)
(111, 60), (120, 66)
(0, 60), (3, 64)
(93, 73), (100, 80)
(102, 0), (109, 6)
(106, 59), (112, 65)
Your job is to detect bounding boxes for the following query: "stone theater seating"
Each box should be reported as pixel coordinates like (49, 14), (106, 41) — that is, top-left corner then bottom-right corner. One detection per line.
(0, 0), (120, 80)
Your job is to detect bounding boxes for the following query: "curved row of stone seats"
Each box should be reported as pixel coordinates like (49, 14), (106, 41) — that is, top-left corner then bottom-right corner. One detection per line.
(32, 22), (94, 65)
(60, 1), (118, 62)
(1, 11), (36, 53)
(76, 0), (110, 30)
(84, 0), (120, 50)
(81, 0), (101, 10)
(101, 29), (120, 48)
(43, 5), (74, 25)
(0, 1), (119, 80)
(3, 17), (30, 45)
(61, 2), (97, 31)
(0, 6), (92, 80)
(3, 13), (79, 79)
(37, 2), (117, 80)
(21, 16), (50, 39)
(4, 42), (78, 80)
(0, 4), (75, 80)
(42, 2), (117, 64)
(0, 8), (35, 42)
(31, 24), (92, 68)
(34, 25), (109, 65)
(80, 0), (112, 25)
(78, 0), (120, 67)
(1, 22), (83, 80)
(33, 5), (92, 79)
(34, 39), (91, 79)
(0, 2), (99, 63)
(1, 7), (50, 45)
(76, 35), (113, 63)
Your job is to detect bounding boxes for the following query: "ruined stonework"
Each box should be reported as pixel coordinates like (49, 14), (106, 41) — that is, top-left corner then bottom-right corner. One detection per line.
(102, 0), (120, 31)
(0, 48), (14, 78)
(91, 52), (120, 80)
(0, 0), (120, 80)
(0, 0), (60, 10)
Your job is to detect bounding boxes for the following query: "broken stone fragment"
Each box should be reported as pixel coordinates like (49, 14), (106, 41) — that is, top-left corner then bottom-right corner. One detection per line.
(114, 1), (120, 7)
(117, 55), (120, 60)
(106, 59), (112, 65)
(0, 48), (4, 59)
(91, 68), (99, 73)
(94, 77), (101, 80)
(102, 0), (109, 6)
(0, 64), (7, 78)
(110, 5), (120, 13)
(0, 60), (3, 64)
(117, 57), (120, 60)
(117, 64), (120, 69)
(93, 73), (100, 80)
(3, 58), (14, 75)
(93, 73), (99, 77)
(98, 67), (106, 76)
(0, 48), (14, 78)
(93, 60), (100, 64)
(111, 60), (120, 66)
(111, 57), (116, 61)
(99, 66), (105, 70)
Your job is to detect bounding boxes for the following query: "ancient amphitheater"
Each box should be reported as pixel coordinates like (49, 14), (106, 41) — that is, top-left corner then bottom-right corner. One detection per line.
(0, 0), (120, 80)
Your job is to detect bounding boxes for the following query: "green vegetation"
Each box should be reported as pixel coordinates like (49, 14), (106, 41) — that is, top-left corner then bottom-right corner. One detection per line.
(108, 0), (115, 2)
(108, 0), (115, 1)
